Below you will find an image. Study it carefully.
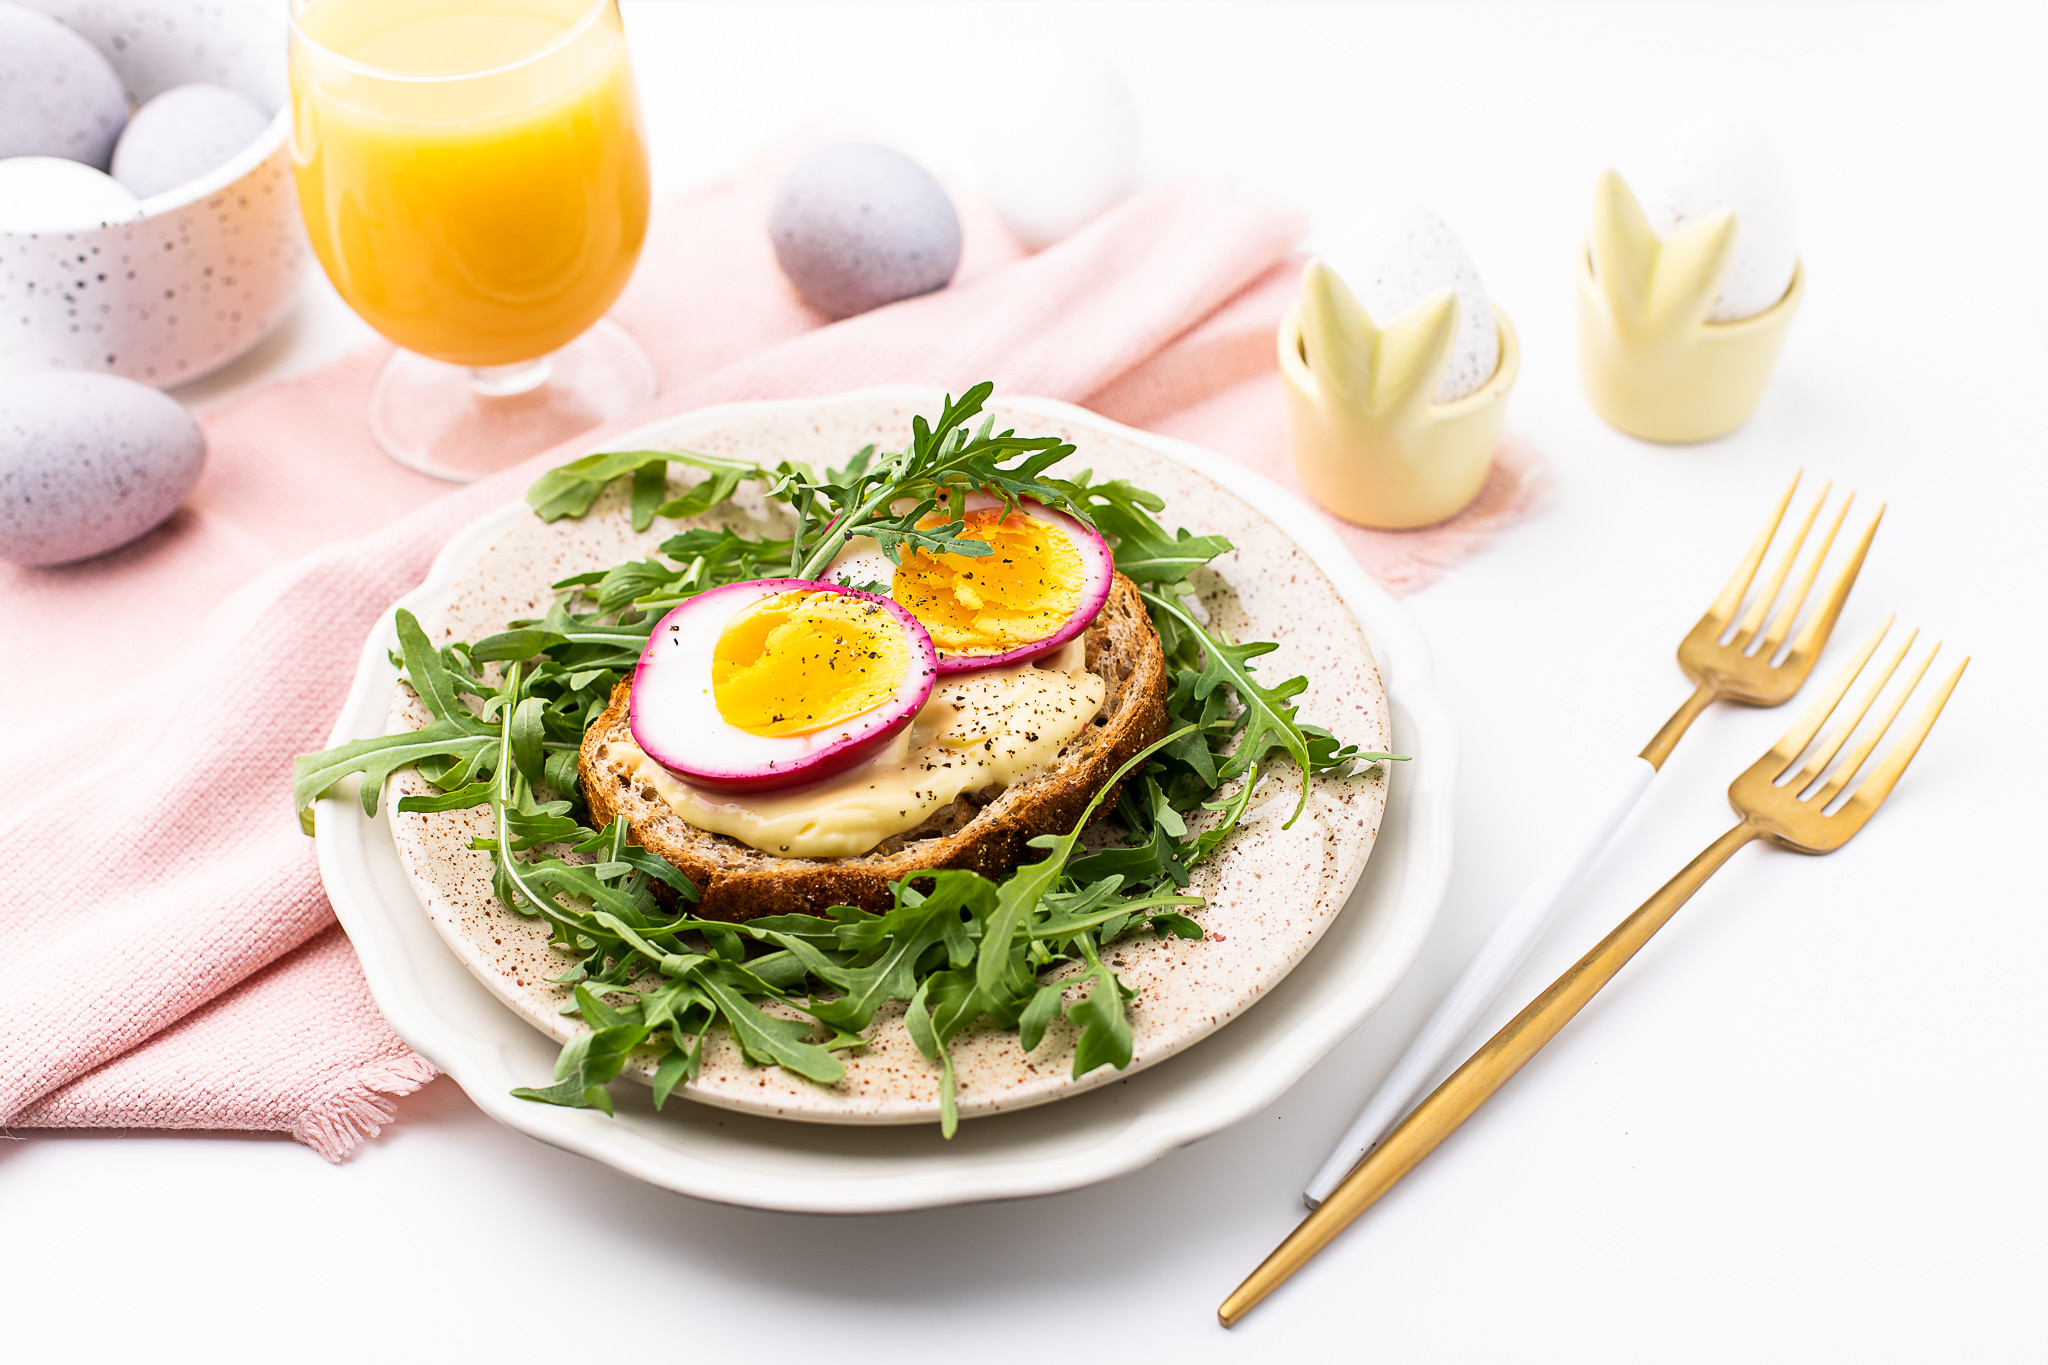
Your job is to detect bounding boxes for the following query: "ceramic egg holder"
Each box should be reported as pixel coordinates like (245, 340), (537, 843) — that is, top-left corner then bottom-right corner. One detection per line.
(1577, 170), (1803, 443)
(1279, 261), (1519, 530)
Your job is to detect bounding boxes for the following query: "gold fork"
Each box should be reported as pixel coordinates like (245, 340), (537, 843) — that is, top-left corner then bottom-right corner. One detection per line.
(1643, 472), (1880, 765)
(1303, 473), (1882, 1206)
(1225, 620), (1967, 1325)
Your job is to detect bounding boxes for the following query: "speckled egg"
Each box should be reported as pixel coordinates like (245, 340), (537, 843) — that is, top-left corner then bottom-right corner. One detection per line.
(0, 2), (129, 170)
(769, 142), (962, 320)
(0, 154), (141, 231)
(1319, 204), (1500, 404)
(977, 52), (1139, 250)
(0, 370), (205, 566)
(110, 83), (270, 200)
(1625, 113), (1797, 322)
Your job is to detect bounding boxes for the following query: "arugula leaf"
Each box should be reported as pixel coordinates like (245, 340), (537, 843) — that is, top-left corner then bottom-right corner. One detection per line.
(394, 609), (484, 729)
(508, 696), (548, 788)
(1146, 911), (1205, 940)
(650, 1042), (693, 1108)
(654, 459), (750, 523)
(695, 972), (845, 1085)
(589, 559), (673, 614)
(1138, 586), (1319, 827)
(630, 463), (667, 532)
(903, 978), (959, 1138)
(527, 448), (767, 529)
(527, 448), (673, 524)
(975, 723), (1197, 1000)
(543, 747), (582, 796)
(1018, 981), (1067, 1053)
(1090, 498), (1235, 585)
(292, 721), (497, 822)
(510, 987), (651, 1115)
(1069, 939), (1134, 1078)
(395, 781), (493, 814)
(800, 871), (995, 1033)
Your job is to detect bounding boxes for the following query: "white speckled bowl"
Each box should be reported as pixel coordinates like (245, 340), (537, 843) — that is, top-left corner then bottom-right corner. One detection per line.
(0, 0), (304, 386)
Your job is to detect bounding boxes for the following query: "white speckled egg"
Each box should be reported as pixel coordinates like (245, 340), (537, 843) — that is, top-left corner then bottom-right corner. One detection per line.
(0, 154), (141, 231)
(1319, 204), (1500, 403)
(0, 369), (205, 566)
(110, 83), (270, 199)
(977, 52), (1139, 250)
(1625, 113), (1797, 322)
(0, 2), (129, 169)
(769, 142), (962, 320)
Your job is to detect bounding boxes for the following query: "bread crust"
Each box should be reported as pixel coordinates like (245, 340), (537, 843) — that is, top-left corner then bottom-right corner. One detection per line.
(580, 573), (1169, 920)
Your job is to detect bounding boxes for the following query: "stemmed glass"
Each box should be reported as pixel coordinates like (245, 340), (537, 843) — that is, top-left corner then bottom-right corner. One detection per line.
(289, 0), (655, 482)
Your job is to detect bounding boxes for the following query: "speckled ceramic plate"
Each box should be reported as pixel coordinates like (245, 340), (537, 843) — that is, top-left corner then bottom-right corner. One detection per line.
(316, 390), (1457, 1209)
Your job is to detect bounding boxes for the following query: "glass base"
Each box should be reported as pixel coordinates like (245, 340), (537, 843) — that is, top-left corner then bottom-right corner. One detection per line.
(367, 318), (659, 483)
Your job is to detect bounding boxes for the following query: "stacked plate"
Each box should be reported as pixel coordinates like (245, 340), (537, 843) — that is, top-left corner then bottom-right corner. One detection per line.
(313, 392), (1457, 1213)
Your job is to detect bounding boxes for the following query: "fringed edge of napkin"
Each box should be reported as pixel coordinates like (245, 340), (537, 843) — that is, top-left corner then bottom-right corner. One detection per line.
(292, 1053), (440, 1163)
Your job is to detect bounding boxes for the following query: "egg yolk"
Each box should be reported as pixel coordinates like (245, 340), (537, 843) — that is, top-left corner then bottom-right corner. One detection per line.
(892, 507), (1083, 657)
(712, 591), (908, 737)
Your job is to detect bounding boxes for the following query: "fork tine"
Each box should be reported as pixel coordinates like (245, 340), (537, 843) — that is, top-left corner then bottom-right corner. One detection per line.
(1768, 617), (1892, 770)
(1755, 492), (1852, 659)
(1807, 642), (1938, 806)
(1730, 480), (1829, 648)
(1783, 504), (1885, 667)
(1785, 627), (1918, 792)
(1706, 471), (1800, 625)
(1838, 655), (1969, 818)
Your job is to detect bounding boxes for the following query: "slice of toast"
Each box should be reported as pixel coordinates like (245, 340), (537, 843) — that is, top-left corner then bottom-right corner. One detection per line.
(580, 572), (1169, 920)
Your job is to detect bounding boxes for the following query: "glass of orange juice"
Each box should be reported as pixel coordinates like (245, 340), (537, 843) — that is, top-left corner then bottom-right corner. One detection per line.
(289, 0), (654, 481)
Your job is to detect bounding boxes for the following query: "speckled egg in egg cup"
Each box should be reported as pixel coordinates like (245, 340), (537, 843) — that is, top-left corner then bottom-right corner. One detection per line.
(1577, 170), (1804, 444)
(0, 1), (305, 388)
(1279, 260), (1520, 530)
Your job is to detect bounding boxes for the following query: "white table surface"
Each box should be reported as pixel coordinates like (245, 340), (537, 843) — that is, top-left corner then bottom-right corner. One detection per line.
(7, 3), (2045, 1359)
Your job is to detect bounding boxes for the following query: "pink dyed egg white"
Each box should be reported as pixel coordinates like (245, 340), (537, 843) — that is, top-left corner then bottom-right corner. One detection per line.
(630, 578), (937, 793)
(829, 493), (1115, 675)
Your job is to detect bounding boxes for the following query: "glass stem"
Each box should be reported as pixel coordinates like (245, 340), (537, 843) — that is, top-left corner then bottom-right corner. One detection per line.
(470, 356), (553, 398)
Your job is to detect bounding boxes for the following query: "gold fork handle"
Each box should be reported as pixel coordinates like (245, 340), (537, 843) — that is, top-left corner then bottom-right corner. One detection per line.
(1220, 819), (1762, 1327)
(1640, 680), (1720, 769)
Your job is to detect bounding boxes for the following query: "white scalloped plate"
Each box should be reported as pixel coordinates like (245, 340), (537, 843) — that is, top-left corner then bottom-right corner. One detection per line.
(314, 390), (1457, 1212)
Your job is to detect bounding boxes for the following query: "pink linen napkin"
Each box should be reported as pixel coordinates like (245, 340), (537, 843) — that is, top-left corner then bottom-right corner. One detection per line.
(0, 162), (1541, 1159)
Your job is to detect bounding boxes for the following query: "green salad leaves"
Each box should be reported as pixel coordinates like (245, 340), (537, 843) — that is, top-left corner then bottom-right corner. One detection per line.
(293, 383), (1403, 1134)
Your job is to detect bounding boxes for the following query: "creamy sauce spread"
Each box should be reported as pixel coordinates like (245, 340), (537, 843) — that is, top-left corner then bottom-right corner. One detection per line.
(612, 636), (1103, 858)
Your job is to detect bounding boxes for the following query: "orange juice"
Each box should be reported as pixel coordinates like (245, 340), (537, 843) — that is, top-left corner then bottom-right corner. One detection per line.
(290, 0), (650, 368)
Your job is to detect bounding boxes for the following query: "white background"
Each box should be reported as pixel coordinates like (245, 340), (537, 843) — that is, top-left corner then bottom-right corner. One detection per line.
(7, 3), (2046, 1359)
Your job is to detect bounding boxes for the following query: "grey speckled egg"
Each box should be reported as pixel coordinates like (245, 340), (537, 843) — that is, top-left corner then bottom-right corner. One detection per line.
(111, 83), (270, 200)
(0, 2), (130, 170)
(1320, 203), (1501, 404)
(769, 143), (962, 320)
(0, 370), (205, 566)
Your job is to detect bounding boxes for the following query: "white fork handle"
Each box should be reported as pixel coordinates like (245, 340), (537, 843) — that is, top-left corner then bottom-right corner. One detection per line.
(1303, 754), (1659, 1208)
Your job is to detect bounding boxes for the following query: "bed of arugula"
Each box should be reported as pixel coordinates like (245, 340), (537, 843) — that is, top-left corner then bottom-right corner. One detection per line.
(294, 384), (1402, 1135)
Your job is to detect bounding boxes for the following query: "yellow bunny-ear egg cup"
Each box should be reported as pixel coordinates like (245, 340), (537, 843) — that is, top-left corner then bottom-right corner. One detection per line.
(1279, 261), (1519, 531)
(1577, 169), (1804, 444)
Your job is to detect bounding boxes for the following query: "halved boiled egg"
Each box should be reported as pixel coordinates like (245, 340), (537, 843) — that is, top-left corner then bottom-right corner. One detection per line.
(831, 493), (1114, 674)
(630, 579), (937, 792)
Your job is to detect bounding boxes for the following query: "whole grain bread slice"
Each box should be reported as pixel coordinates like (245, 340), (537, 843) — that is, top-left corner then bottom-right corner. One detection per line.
(580, 572), (1169, 920)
